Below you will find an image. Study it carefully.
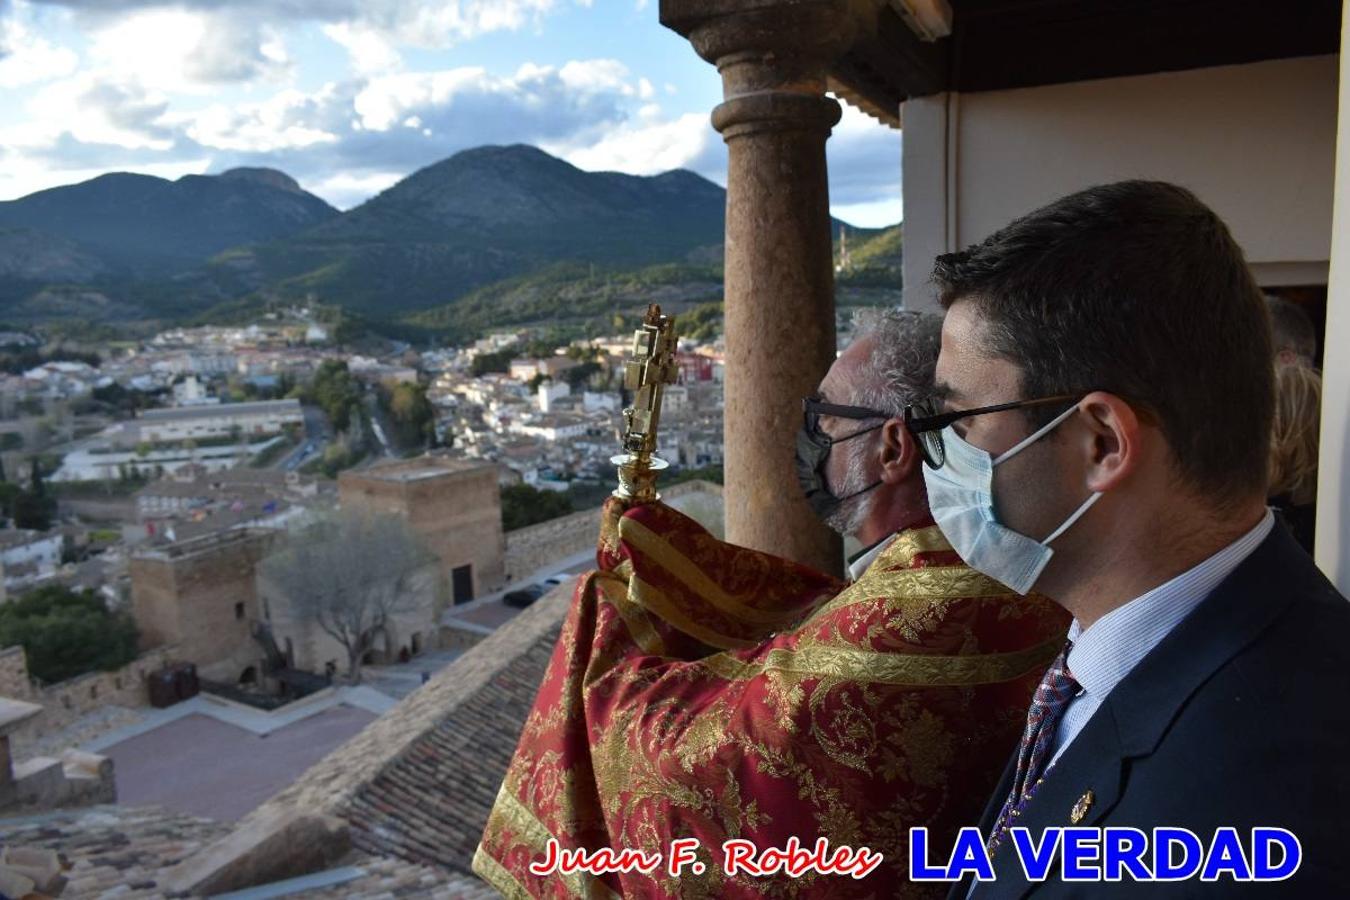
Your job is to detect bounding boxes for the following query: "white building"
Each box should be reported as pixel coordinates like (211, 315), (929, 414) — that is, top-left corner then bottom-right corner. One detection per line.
(172, 376), (219, 408)
(132, 399), (303, 444)
(508, 359), (538, 381)
(53, 436), (282, 483)
(537, 381), (570, 413)
(0, 530), (63, 594)
(582, 391), (619, 413)
(511, 414), (588, 442)
(21, 362), (97, 399)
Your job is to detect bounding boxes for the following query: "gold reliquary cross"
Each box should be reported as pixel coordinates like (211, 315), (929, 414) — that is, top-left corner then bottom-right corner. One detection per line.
(612, 304), (679, 503)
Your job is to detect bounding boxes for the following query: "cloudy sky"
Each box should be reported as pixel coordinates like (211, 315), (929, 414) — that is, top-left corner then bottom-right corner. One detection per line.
(0, 0), (902, 226)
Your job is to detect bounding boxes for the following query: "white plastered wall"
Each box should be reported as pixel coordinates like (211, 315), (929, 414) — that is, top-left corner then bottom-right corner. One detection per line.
(1316, 11), (1349, 593)
(902, 55), (1339, 310)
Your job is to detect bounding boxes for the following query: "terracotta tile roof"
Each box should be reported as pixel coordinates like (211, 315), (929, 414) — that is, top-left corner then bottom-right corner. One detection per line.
(342, 623), (558, 871)
(0, 805), (503, 899)
(285, 854), (499, 899)
(0, 805), (229, 898)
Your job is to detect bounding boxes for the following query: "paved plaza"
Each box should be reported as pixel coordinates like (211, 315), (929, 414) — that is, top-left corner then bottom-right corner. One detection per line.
(100, 704), (377, 821)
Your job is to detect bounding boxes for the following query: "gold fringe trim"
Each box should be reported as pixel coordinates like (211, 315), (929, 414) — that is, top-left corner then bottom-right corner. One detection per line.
(703, 635), (1063, 687)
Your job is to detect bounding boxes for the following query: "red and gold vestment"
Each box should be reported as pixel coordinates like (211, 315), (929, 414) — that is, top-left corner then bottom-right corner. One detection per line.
(475, 499), (1068, 898)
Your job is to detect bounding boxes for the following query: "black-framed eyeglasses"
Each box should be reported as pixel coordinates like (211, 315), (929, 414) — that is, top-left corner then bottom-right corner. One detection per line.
(801, 396), (890, 445)
(903, 394), (1083, 470)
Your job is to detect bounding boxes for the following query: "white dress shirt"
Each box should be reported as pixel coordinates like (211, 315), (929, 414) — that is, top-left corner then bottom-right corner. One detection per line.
(1049, 508), (1275, 765)
(848, 533), (898, 580)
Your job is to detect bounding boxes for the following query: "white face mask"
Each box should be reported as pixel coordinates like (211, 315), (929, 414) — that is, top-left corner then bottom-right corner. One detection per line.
(921, 404), (1102, 595)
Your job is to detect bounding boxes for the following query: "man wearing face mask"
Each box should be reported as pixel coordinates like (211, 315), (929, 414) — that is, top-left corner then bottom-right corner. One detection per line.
(920, 181), (1350, 898)
(477, 308), (1070, 898)
(796, 309), (947, 579)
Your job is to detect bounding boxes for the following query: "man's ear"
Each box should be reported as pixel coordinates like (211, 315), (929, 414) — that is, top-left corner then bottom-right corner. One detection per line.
(1078, 391), (1141, 493)
(877, 419), (917, 485)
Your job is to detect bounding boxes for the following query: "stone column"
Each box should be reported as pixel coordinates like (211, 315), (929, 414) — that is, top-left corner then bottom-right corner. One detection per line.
(663, 0), (858, 573)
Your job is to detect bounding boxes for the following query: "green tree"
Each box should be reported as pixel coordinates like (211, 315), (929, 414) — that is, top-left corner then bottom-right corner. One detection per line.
(0, 586), (139, 683)
(682, 301), (725, 341)
(13, 458), (54, 529)
(563, 362), (602, 390)
(0, 481), (20, 521)
(471, 346), (518, 377)
(307, 360), (362, 432)
(524, 338), (561, 358)
(500, 483), (574, 531)
(384, 382), (435, 450)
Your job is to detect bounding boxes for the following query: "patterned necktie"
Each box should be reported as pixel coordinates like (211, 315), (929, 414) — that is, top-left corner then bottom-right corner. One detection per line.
(986, 641), (1078, 852)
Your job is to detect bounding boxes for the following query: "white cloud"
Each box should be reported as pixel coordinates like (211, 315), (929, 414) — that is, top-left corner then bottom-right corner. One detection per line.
(18, 74), (176, 150)
(353, 67), (494, 132)
(24, 0), (613, 88)
(552, 111), (715, 176)
(831, 198), (902, 229)
(84, 9), (291, 88)
(346, 0), (563, 49)
(348, 60), (637, 137)
(557, 58), (632, 95)
(0, 6), (78, 88)
(825, 98), (901, 210)
(38, 0), (571, 49)
(322, 22), (401, 75)
(307, 170), (404, 209)
(183, 88), (341, 152)
(188, 18), (293, 84)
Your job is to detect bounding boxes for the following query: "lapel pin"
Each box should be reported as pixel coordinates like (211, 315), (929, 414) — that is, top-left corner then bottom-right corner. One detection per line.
(1070, 790), (1094, 824)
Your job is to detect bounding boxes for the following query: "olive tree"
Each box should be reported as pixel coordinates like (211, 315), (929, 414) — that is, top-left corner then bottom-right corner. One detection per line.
(259, 510), (433, 683)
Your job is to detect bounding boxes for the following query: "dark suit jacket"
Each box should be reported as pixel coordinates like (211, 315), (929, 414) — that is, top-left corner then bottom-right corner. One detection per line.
(950, 522), (1350, 899)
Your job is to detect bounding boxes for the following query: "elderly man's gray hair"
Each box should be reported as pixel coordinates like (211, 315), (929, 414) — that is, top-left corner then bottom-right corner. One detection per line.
(848, 307), (943, 414)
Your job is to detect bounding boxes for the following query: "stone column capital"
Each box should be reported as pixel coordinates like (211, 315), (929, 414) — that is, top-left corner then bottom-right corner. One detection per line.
(661, 0), (861, 66)
(711, 89), (841, 140)
(661, 0), (865, 101)
(661, 0), (862, 138)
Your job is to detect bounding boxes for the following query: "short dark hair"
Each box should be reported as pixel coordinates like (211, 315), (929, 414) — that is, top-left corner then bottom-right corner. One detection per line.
(932, 180), (1273, 507)
(1266, 296), (1317, 364)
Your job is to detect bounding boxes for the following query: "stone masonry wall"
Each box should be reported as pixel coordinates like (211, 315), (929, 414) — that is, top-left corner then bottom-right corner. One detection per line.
(502, 507), (601, 583)
(0, 646), (36, 701)
(0, 644), (179, 756)
(502, 480), (723, 582)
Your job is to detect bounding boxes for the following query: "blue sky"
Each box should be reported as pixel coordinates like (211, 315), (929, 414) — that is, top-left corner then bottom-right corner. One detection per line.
(0, 0), (902, 226)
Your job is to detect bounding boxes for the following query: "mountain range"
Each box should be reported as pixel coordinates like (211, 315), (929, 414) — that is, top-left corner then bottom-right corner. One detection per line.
(0, 168), (338, 275)
(0, 145), (901, 339)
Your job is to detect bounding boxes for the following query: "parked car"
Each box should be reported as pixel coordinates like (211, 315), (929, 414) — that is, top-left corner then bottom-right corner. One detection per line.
(503, 583), (547, 609)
